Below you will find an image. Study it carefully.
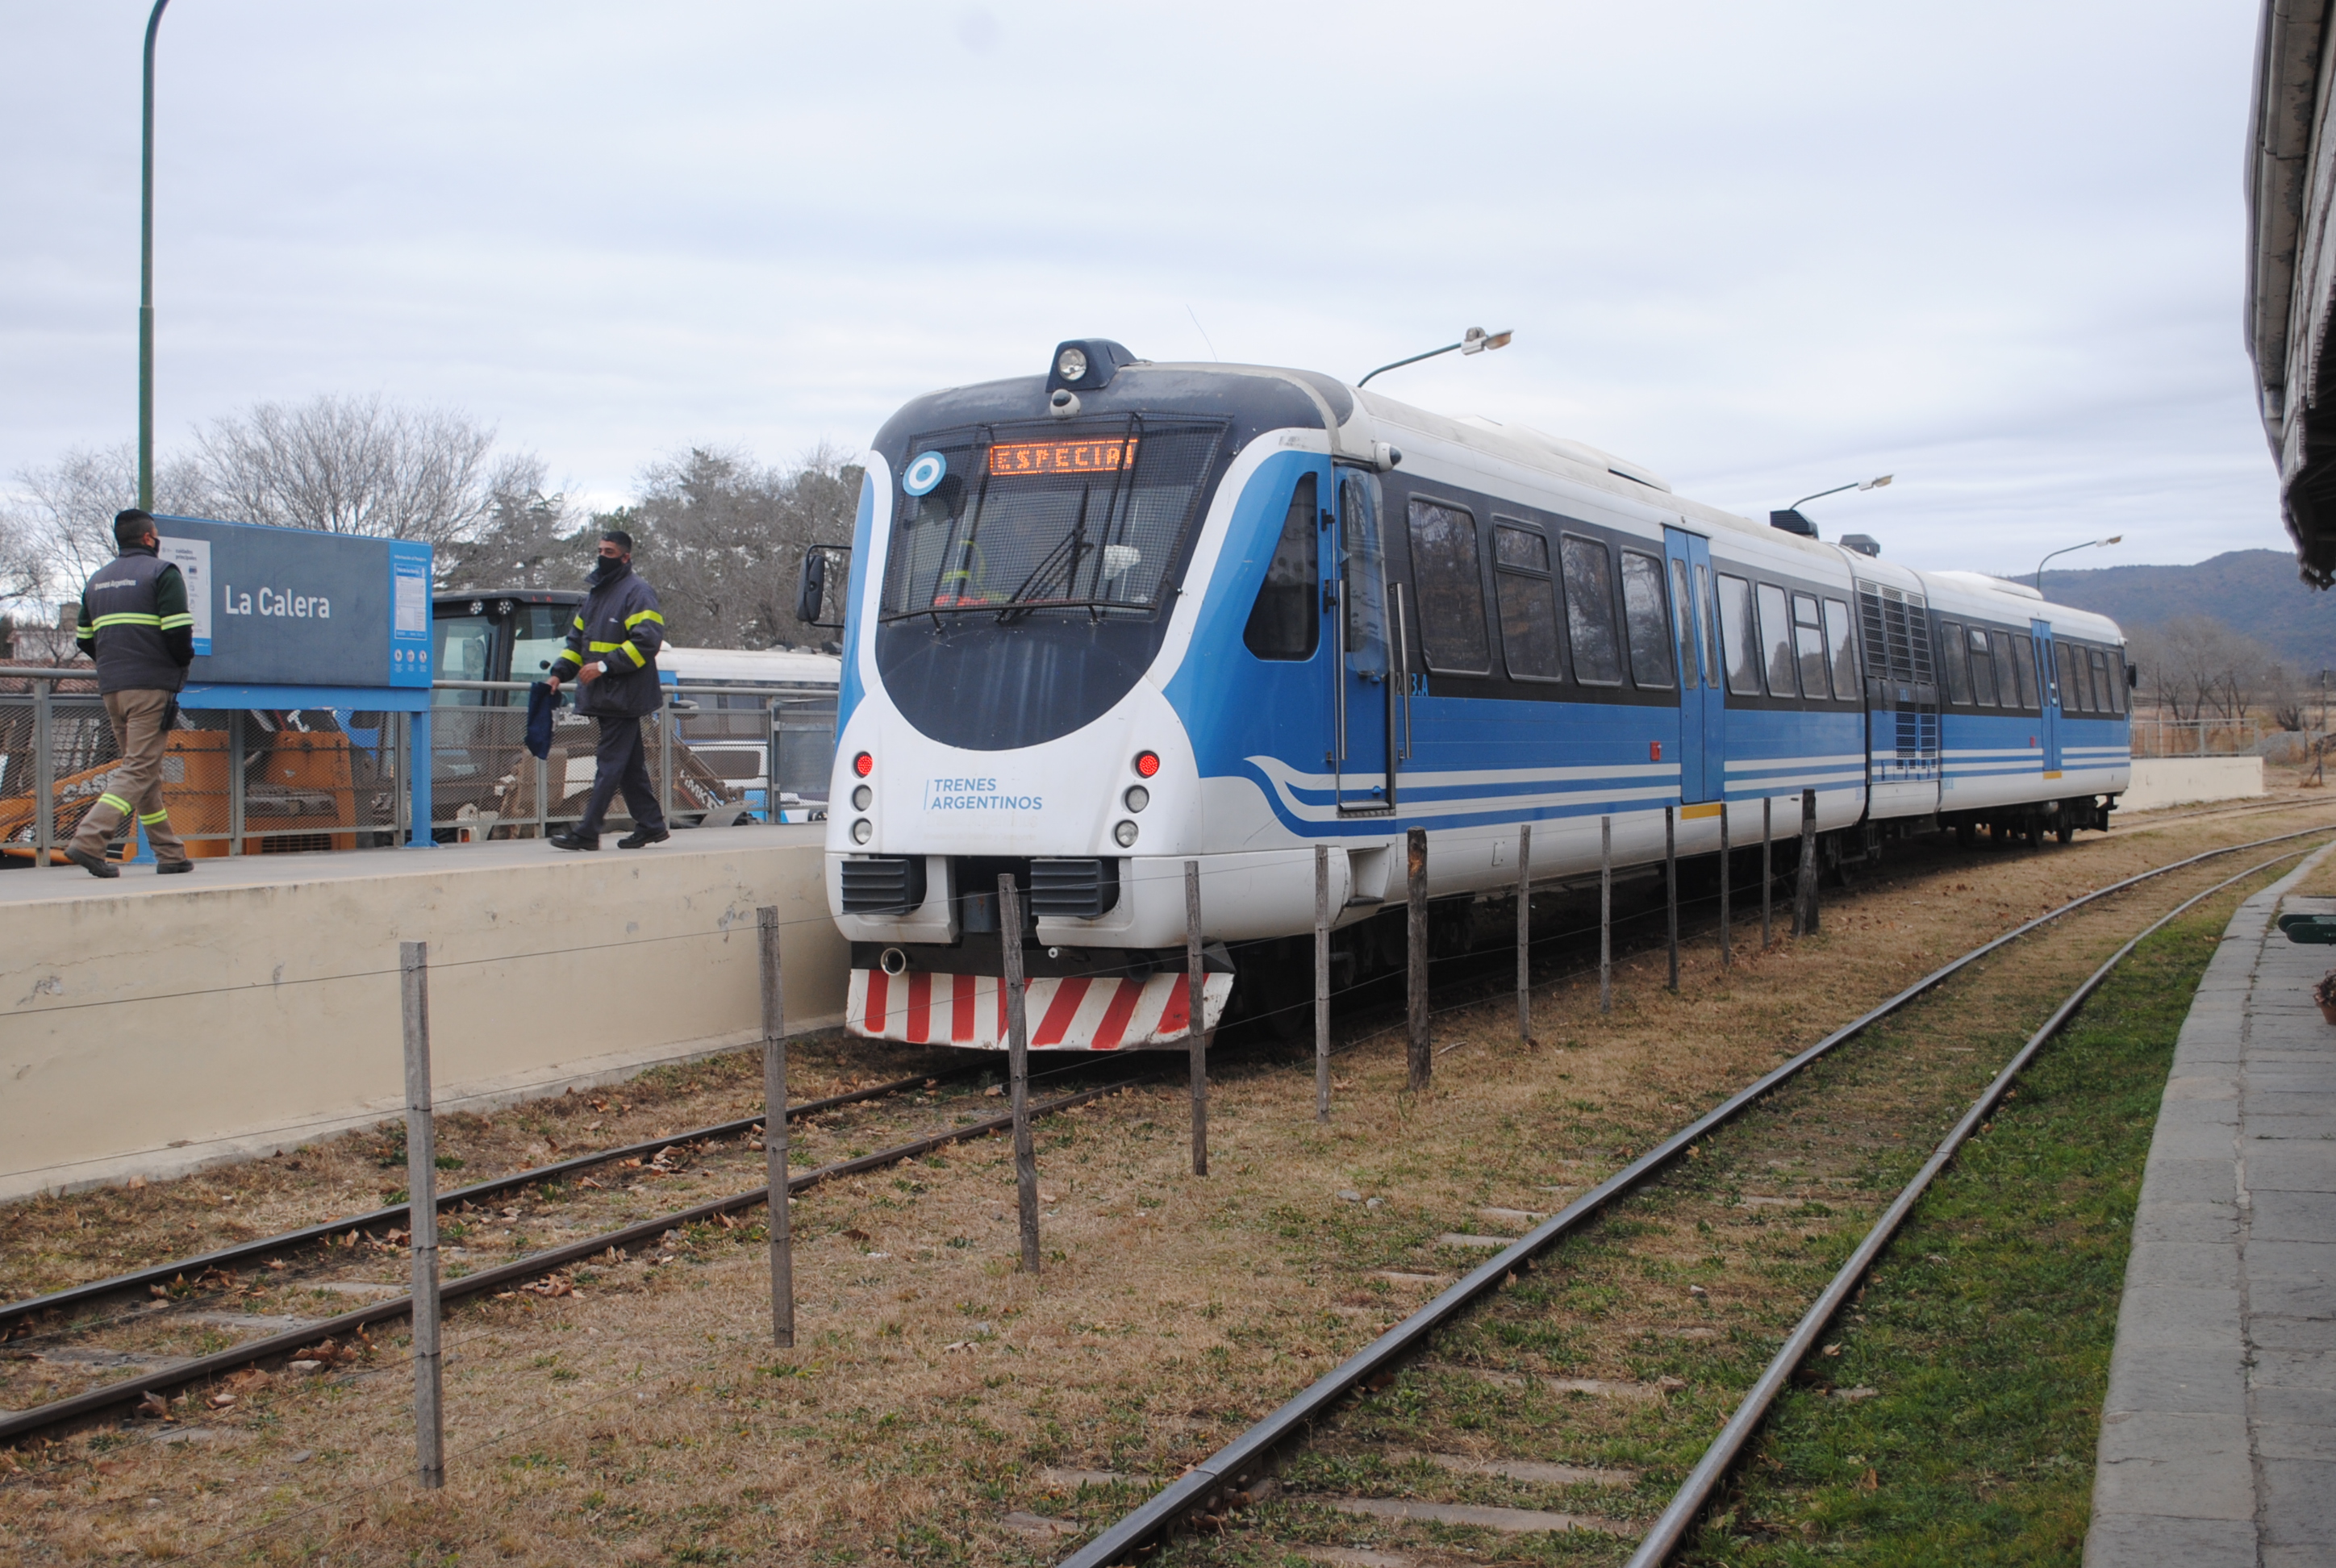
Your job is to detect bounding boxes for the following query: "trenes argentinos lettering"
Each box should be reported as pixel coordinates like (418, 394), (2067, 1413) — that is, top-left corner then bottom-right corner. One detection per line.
(926, 777), (1042, 811)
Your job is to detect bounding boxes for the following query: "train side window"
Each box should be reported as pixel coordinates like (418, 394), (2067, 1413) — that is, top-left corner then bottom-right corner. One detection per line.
(1940, 619), (1972, 703)
(2104, 649), (2128, 715)
(2089, 648), (2113, 716)
(2055, 642), (2085, 711)
(2008, 634), (2039, 711)
(1492, 523), (1564, 682)
(1670, 559), (1700, 687)
(1967, 626), (1998, 706)
(1792, 594), (1830, 699)
(1560, 535), (1624, 686)
(1716, 573), (1763, 694)
(1697, 565), (1722, 688)
(1241, 473), (1319, 661)
(1755, 582), (1798, 698)
(1824, 598), (1858, 699)
(1620, 549), (1675, 690)
(1407, 498), (1492, 675)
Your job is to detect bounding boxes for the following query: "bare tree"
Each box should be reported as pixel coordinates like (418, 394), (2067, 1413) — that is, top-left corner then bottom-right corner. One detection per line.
(2129, 616), (2286, 723)
(194, 394), (506, 550)
(6, 442), (216, 591)
(611, 444), (860, 648)
(434, 456), (594, 590)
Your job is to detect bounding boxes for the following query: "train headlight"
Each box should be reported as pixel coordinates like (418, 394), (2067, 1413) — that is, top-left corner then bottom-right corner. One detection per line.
(1057, 346), (1088, 382)
(1112, 819), (1139, 848)
(1123, 785), (1149, 813)
(850, 818), (873, 844)
(851, 784), (872, 811)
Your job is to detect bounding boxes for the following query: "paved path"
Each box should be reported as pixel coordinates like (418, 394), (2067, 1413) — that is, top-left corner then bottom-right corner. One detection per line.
(2086, 851), (2336, 1566)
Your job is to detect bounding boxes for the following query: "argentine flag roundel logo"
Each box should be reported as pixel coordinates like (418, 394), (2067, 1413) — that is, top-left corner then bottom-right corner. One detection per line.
(903, 451), (946, 496)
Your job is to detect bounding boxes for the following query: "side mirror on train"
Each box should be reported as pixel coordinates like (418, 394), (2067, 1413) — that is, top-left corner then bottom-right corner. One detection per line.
(795, 545), (853, 629)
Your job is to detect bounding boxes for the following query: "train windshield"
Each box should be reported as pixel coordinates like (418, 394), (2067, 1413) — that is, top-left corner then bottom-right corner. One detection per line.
(881, 419), (1224, 619)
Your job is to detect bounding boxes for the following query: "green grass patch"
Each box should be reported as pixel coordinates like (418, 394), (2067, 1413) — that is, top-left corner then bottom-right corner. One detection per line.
(1685, 903), (2237, 1566)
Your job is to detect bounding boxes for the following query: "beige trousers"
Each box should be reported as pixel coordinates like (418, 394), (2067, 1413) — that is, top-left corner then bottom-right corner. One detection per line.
(68, 689), (188, 863)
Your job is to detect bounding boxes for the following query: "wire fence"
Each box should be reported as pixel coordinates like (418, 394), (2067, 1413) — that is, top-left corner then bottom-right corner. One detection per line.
(17, 829), (2323, 1564)
(0, 666), (836, 868)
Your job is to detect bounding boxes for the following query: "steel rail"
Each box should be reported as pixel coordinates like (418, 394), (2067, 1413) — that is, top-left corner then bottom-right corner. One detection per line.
(0, 1073), (1147, 1448)
(1056, 824), (2336, 1566)
(1624, 840), (2330, 1565)
(0, 1070), (967, 1335)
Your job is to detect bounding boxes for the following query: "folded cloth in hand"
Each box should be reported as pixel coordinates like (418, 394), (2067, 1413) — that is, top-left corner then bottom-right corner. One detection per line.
(525, 680), (565, 760)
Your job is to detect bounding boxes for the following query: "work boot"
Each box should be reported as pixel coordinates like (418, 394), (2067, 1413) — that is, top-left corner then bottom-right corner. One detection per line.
(65, 846), (119, 879)
(617, 825), (670, 849)
(549, 831), (600, 852)
(156, 859), (194, 875)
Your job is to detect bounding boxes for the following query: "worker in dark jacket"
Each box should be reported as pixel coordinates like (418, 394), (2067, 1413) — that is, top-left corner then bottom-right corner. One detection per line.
(545, 530), (669, 850)
(63, 508), (195, 877)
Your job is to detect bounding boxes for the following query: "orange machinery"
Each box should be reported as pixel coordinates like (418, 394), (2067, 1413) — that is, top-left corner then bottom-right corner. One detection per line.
(0, 728), (357, 862)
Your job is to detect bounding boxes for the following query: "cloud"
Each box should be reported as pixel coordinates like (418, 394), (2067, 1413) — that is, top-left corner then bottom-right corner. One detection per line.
(0, 1), (2284, 569)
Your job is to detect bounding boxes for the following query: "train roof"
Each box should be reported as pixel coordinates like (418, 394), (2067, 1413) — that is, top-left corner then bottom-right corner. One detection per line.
(659, 644), (840, 687)
(874, 354), (2126, 642)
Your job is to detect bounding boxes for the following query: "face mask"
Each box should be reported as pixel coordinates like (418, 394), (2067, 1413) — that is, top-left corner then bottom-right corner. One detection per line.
(589, 554), (624, 585)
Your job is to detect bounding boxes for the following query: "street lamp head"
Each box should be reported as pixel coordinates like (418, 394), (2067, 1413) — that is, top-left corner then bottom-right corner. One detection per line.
(1858, 474), (1893, 491)
(2100, 535), (2122, 546)
(1460, 327), (1514, 356)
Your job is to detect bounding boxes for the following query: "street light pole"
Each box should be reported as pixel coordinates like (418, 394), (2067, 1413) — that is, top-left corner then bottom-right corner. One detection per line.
(139, 0), (172, 511)
(2032, 535), (2122, 594)
(1787, 474), (1892, 512)
(1358, 326), (1513, 387)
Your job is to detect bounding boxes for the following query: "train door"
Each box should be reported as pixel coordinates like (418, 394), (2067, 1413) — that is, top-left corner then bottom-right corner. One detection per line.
(1329, 467), (1395, 813)
(1662, 528), (1725, 803)
(2033, 619), (2063, 774)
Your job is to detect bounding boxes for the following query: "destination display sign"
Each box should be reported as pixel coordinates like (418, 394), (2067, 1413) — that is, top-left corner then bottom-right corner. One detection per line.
(987, 436), (1139, 477)
(152, 513), (433, 690)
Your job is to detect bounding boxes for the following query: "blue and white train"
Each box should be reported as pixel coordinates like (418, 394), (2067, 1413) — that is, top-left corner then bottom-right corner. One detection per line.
(818, 341), (2133, 1051)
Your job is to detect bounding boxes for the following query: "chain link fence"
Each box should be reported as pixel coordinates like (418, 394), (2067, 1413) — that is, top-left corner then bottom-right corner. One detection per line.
(2, 669), (834, 865)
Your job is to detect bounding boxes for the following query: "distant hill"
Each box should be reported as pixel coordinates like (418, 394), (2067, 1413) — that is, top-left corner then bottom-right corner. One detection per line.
(2017, 549), (2334, 674)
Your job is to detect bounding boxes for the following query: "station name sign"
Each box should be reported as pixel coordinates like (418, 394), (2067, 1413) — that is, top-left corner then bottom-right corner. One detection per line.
(152, 513), (432, 689)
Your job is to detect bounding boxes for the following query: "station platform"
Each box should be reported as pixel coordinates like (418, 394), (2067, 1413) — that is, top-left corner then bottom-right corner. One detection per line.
(0, 827), (846, 1203)
(2087, 859), (2336, 1564)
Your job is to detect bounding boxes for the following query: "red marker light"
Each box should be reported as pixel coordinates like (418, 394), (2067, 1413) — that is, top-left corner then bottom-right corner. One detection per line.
(1134, 750), (1161, 778)
(1650, 740), (1662, 762)
(853, 752), (874, 778)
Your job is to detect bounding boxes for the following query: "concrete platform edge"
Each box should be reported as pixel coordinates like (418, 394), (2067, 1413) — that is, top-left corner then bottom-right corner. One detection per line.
(2084, 839), (2336, 1566)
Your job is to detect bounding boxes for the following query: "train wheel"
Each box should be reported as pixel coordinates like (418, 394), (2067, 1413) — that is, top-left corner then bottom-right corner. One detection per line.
(2025, 818), (2044, 849)
(2056, 820), (2075, 844)
(1954, 821), (1976, 849)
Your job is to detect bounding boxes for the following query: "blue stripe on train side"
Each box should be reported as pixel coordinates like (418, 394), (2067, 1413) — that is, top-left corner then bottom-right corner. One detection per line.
(1168, 453), (1867, 836)
(835, 472), (878, 739)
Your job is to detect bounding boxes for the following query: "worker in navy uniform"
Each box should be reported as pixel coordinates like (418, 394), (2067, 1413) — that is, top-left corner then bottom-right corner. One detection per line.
(545, 530), (670, 850)
(63, 508), (195, 878)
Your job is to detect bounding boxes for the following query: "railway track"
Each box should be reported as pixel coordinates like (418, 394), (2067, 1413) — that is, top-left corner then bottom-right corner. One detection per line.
(3, 807), (2323, 1467)
(1057, 825), (2334, 1566)
(0, 1059), (1151, 1447)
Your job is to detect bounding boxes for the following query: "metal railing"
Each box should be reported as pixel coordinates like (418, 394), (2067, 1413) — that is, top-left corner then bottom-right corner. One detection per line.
(2130, 715), (2274, 758)
(1, 666), (412, 868)
(427, 679), (834, 840)
(0, 665), (835, 868)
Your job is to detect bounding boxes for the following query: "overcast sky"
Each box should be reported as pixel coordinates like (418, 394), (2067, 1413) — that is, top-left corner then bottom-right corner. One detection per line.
(0, 2), (2286, 573)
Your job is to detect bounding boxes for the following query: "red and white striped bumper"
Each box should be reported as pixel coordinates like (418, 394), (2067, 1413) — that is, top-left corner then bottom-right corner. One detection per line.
(845, 969), (1233, 1050)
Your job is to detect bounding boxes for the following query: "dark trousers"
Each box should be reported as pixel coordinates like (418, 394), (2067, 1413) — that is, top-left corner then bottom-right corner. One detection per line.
(577, 714), (666, 838)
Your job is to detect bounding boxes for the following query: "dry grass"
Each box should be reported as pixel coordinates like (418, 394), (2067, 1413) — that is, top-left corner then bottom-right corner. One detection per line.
(2, 799), (2331, 1565)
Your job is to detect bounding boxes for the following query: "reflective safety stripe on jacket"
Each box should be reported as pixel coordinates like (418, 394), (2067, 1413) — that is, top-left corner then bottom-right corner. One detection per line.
(77, 548), (190, 694)
(553, 565), (665, 716)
